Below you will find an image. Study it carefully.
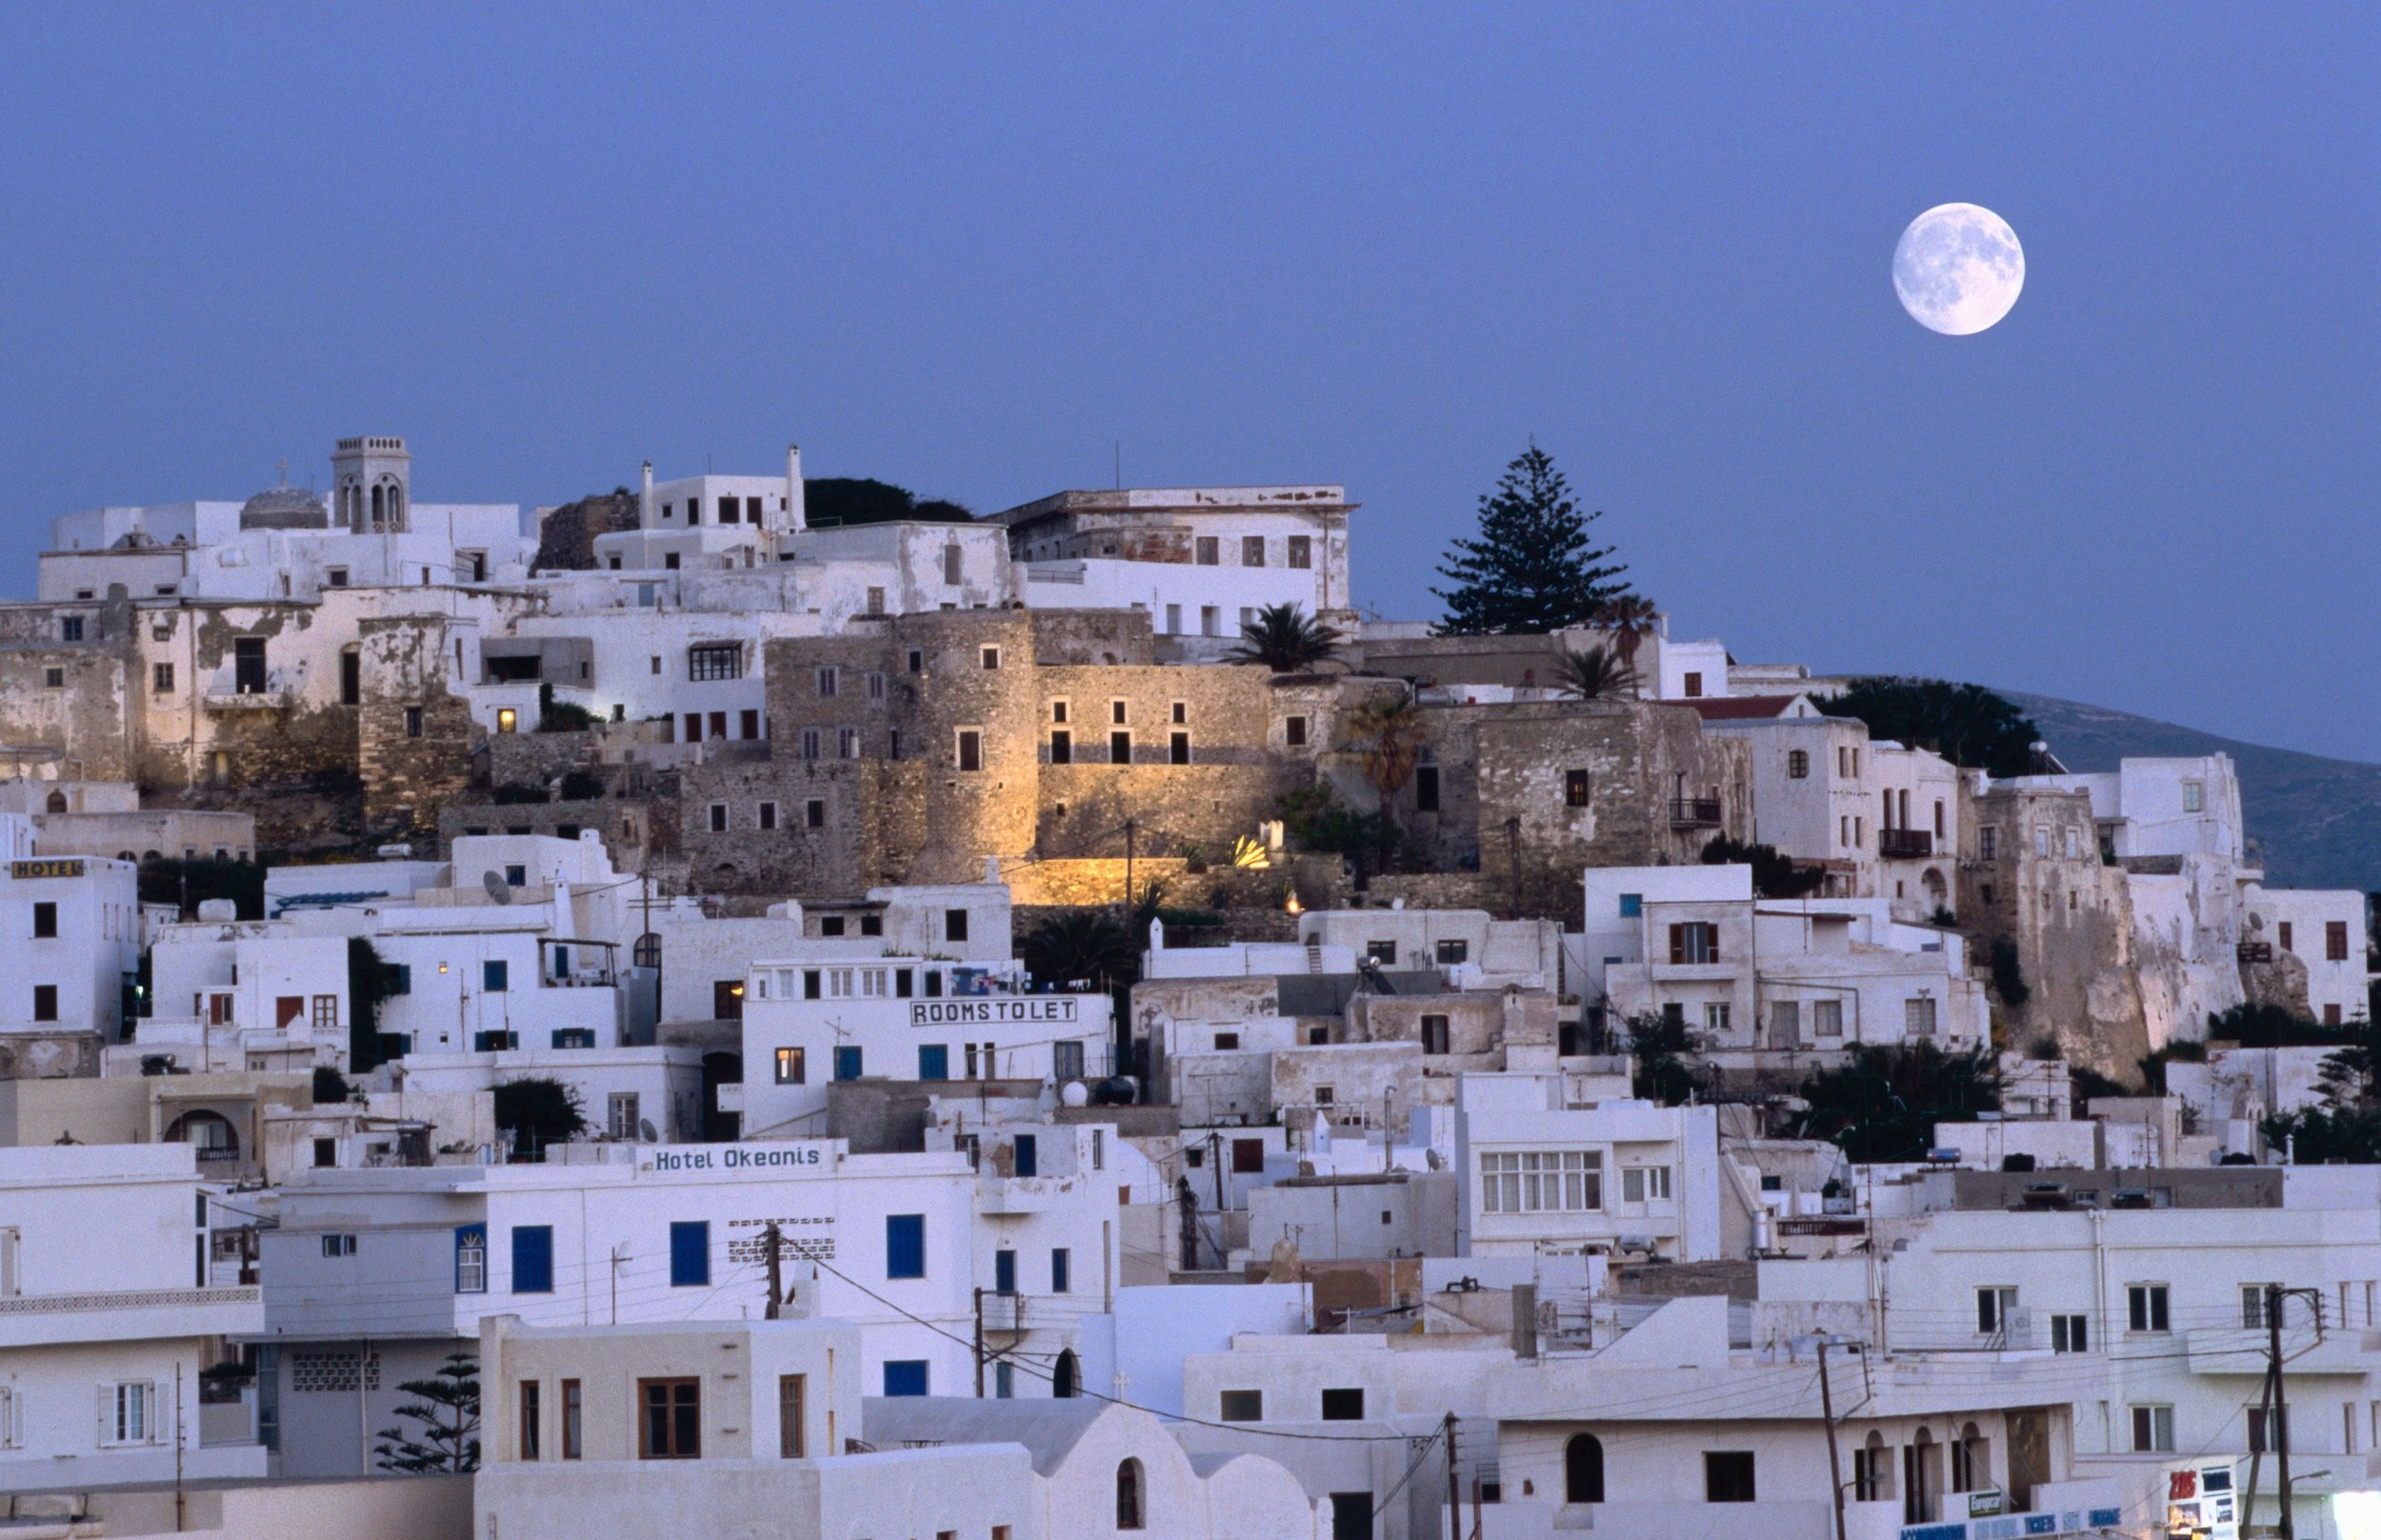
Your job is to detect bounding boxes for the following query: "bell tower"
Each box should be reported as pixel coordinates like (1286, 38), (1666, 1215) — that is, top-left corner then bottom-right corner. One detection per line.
(331, 436), (412, 532)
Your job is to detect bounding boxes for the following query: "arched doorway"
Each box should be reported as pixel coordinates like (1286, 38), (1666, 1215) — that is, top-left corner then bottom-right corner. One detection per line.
(1904, 1427), (1940, 1524)
(701, 1052), (742, 1142)
(1565, 1432), (1604, 1504)
(1951, 1421), (1990, 1494)
(165, 1110), (239, 1163)
(1051, 1349), (1079, 1399)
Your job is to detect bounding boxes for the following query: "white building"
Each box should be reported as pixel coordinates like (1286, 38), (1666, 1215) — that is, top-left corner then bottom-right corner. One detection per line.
(1451, 1072), (1746, 1261)
(739, 954), (1112, 1143)
(0, 836), (140, 1043)
(1581, 864), (1984, 1059)
(990, 486), (1358, 656)
(143, 914), (350, 1073)
(1177, 1291), (2112, 1540)
(1703, 714), (1961, 915)
(1295, 909), (1562, 990)
(2243, 884), (2371, 1027)
(0, 1146), (266, 1489)
(256, 1134), (1122, 1476)
(1838, 1172), (2381, 1537)
(475, 1313), (1314, 1540)
(41, 436), (534, 604)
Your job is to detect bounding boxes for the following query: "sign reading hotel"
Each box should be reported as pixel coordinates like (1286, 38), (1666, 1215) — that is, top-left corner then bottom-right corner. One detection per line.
(638, 1142), (830, 1176)
(10, 859), (86, 880)
(908, 997), (1079, 1028)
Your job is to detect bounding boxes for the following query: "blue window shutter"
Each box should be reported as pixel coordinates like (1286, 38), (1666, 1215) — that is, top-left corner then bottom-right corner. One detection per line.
(1013, 1134), (1037, 1178)
(512, 1226), (553, 1294)
(834, 1047), (862, 1082)
(882, 1360), (929, 1397)
(484, 959), (509, 993)
(994, 1250), (1016, 1296)
(670, 1221), (710, 1287)
(886, 1214), (925, 1280)
(918, 1045), (948, 1081)
(1051, 1248), (1070, 1294)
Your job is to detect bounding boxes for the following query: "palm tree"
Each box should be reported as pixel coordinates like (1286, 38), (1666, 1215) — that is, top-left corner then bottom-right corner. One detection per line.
(1020, 910), (1140, 993)
(1595, 594), (1660, 670)
(1226, 603), (1343, 672)
(1554, 644), (1639, 701)
(1347, 696), (1427, 810)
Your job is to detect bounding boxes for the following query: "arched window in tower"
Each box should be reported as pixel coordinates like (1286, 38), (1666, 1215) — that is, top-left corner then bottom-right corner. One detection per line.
(386, 480), (405, 530)
(1565, 1432), (1605, 1504)
(370, 484), (385, 530)
(1114, 1459), (1144, 1530)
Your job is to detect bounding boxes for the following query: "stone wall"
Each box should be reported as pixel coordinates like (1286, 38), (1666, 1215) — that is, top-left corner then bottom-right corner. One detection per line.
(1959, 785), (2151, 1076)
(1364, 699), (1751, 924)
(530, 491), (640, 572)
(356, 615), (477, 843)
(0, 1031), (101, 1081)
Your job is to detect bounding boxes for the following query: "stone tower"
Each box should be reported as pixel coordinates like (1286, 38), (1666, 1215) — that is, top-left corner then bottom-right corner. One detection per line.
(331, 435), (411, 533)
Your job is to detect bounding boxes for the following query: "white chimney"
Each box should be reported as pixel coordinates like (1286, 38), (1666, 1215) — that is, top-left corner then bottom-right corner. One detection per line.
(640, 461), (654, 529)
(786, 445), (806, 534)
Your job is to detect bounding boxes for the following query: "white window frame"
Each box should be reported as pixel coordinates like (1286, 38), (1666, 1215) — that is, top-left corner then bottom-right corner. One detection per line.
(106, 1380), (156, 1446)
(1478, 1150), (1602, 1213)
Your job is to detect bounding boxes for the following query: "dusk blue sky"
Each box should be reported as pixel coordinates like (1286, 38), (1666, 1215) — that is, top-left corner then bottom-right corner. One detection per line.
(2, 6), (2372, 758)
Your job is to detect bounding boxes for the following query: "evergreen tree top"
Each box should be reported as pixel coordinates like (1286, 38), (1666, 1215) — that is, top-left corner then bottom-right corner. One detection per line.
(1432, 442), (1637, 636)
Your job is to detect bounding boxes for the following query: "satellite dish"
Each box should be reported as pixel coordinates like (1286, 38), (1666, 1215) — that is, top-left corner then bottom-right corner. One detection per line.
(639, 1119), (659, 1144)
(482, 870), (513, 905)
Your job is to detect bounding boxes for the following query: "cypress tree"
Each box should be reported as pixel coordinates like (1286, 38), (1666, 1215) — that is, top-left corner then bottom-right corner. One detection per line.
(1432, 443), (1634, 635)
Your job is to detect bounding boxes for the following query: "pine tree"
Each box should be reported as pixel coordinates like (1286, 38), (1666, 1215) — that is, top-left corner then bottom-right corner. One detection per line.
(1432, 443), (1634, 635)
(374, 1350), (480, 1474)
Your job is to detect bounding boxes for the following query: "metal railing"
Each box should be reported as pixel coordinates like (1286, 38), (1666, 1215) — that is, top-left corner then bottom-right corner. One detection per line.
(1670, 798), (1722, 828)
(1879, 829), (1934, 859)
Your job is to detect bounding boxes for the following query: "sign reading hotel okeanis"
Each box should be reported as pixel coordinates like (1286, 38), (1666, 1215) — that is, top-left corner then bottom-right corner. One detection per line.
(637, 1142), (830, 1176)
(908, 997), (1079, 1028)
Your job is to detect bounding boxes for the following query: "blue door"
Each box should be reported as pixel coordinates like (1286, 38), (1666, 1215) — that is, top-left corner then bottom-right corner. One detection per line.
(1013, 1134), (1037, 1177)
(833, 1046), (863, 1081)
(994, 1249), (1016, 1296)
(917, 1044), (949, 1081)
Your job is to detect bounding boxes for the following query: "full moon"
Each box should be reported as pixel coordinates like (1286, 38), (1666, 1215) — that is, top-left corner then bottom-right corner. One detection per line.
(1893, 203), (2024, 335)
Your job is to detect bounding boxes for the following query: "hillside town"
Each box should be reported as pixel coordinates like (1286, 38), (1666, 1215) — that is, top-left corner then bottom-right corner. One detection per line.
(0, 432), (2373, 1540)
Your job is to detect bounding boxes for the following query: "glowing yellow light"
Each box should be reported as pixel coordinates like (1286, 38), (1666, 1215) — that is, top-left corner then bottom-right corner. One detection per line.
(1286, 892), (1302, 915)
(496, 709), (517, 733)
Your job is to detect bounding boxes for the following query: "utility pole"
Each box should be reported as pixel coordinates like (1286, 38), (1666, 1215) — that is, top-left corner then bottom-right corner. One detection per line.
(973, 1287), (987, 1397)
(1124, 819), (1136, 919)
(2244, 1353), (2275, 1536)
(2271, 1283), (2295, 1540)
(173, 1358), (186, 1532)
(763, 1223), (783, 1320)
(1818, 1340), (1848, 1540)
(1443, 1412), (1460, 1540)
(1210, 1130), (1225, 1216)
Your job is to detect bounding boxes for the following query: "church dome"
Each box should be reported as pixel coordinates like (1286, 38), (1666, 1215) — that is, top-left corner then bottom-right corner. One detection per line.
(239, 485), (330, 530)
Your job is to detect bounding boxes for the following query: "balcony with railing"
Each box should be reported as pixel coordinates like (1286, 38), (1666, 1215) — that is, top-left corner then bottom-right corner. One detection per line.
(0, 1284), (263, 1349)
(1669, 798), (1722, 829)
(1879, 829), (1934, 859)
